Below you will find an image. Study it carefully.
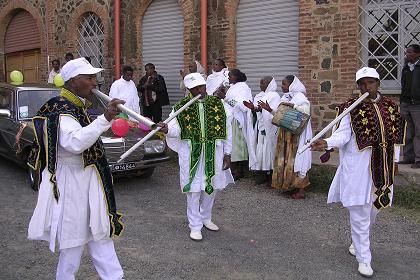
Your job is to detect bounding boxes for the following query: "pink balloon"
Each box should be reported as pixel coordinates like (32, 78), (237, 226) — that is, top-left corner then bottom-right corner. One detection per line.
(112, 118), (130, 137)
(138, 117), (152, 132)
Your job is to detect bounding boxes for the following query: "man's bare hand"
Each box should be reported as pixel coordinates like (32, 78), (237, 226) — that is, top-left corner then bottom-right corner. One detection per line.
(104, 99), (125, 121)
(156, 122), (168, 134)
(310, 139), (328, 151)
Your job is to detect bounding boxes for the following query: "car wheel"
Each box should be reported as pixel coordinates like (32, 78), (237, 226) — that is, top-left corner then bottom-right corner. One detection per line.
(28, 167), (40, 191)
(136, 167), (155, 178)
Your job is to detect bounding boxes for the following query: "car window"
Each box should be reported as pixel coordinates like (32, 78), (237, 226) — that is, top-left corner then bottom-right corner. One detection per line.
(17, 89), (60, 120)
(0, 88), (13, 113)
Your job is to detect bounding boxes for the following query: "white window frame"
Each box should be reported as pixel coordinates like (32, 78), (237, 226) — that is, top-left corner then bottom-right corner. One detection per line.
(358, 0), (420, 90)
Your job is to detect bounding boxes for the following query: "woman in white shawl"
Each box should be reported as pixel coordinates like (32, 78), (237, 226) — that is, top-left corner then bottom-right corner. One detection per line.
(180, 60), (207, 96)
(206, 58), (229, 96)
(259, 75), (312, 199)
(225, 69), (257, 179)
(243, 76), (282, 184)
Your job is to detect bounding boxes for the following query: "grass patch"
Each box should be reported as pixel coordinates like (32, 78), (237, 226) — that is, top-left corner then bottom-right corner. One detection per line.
(307, 165), (420, 214)
(393, 186), (420, 211)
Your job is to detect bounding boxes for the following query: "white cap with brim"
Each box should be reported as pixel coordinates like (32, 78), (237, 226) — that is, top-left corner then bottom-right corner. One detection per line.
(184, 73), (206, 89)
(356, 67), (380, 82)
(61, 57), (103, 82)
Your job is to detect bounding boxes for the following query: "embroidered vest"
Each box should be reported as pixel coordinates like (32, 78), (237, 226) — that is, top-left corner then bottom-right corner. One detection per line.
(338, 95), (405, 210)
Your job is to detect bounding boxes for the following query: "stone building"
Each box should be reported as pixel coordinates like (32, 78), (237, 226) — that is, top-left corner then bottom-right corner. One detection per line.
(0, 0), (418, 127)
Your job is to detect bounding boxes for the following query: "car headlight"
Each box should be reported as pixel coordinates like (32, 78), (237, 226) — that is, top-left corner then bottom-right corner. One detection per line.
(143, 140), (166, 154)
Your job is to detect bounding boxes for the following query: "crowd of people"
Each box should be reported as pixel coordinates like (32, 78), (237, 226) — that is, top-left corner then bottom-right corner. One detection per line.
(28, 44), (419, 279)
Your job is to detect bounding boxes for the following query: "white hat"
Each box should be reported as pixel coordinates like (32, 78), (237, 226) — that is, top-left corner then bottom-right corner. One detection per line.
(61, 57), (103, 82)
(355, 67), (380, 82)
(183, 73), (206, 89)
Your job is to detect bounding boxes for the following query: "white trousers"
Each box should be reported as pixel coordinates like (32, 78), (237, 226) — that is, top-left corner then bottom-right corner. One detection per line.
(186, 191), (217, 231)
(56, 238), (123, 280)
(347, 203), (379, 264)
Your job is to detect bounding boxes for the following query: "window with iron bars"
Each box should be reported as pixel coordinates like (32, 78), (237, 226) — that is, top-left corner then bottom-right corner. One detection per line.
(358, 0), (420, 90)
(76, 12), (105, 84)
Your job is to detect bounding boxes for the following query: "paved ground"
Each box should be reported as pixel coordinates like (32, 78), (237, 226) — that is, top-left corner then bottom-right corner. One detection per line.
(0, 159), (419, 280)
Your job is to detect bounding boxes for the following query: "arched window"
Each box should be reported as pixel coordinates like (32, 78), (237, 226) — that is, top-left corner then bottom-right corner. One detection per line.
(77, 12), (105, 69)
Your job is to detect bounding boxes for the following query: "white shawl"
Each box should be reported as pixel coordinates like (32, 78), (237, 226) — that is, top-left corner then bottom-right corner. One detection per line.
(206, 68), (229, 95)
(253, 78), (282, 137)
(279, 76), (312, 177)
(225, 81), (257, 168)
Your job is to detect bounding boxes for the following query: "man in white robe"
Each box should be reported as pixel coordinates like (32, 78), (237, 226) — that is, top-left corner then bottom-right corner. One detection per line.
(109, 65), (140, 119)
(180, 60), (207, 96)
(159, 73), (234, 241)
(311, 67), (405, 277)
(27, 58), (125, 280)
(47, 59), (61, 84)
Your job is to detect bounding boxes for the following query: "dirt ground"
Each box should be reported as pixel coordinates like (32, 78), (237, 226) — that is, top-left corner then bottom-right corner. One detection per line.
(0, 159), (419, 280)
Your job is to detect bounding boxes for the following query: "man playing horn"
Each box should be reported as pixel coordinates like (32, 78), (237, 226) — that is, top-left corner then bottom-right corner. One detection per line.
(310, 67), (405, 278)
(27, 58), (125, 279)
(158, 73), (234, 241)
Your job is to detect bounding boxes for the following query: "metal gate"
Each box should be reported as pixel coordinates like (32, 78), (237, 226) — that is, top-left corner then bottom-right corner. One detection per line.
(236, 0), (299, 95)
(142, 0), (184, 118)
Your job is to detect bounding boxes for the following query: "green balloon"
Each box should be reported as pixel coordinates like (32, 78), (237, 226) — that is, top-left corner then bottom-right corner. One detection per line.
(53, 74), (65, 87)
(10, 70), (23, 85)
(117, 113), (129, 120)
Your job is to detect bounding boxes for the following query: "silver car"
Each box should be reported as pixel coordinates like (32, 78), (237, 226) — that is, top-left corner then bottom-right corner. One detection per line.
(0, 83), (170, 189)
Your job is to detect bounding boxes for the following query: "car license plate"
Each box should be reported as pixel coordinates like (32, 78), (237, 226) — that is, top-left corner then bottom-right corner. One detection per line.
(112, 162), (136, 171)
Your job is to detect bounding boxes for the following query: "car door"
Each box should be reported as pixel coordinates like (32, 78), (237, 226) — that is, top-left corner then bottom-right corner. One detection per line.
(0, 87), (18, 160)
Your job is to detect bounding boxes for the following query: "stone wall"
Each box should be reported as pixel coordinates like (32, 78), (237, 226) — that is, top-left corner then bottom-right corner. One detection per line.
(0, 0), (363, 128)
(298, 0), (360, 130)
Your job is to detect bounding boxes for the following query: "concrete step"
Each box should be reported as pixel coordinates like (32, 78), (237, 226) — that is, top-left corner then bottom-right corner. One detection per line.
(311, 151), (420, 188)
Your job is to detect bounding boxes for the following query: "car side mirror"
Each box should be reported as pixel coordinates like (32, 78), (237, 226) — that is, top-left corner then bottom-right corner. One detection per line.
(0, 109), (11, 118)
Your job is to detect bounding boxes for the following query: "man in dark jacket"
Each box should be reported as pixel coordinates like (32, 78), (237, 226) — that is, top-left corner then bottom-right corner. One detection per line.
(400, 44), (420, 168)
(137, 63), (169, 122)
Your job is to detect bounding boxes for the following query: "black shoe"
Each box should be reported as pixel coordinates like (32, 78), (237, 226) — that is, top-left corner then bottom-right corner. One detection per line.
(399, 160), (415, 164)
(411, 162), (420, 169)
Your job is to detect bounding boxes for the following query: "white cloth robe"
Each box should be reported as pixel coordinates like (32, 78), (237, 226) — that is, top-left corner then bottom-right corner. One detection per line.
(166, 99), (234, 192)
(180, 61), (207, 95)
(274, 76), (312, 177)
(109, 77), (141, 119)
(325, 113), (400, 207)
(252, 79), (282, 170)
(206, 68), (229, 95)
(47, 69), (60, 84)
(28, 114), (112, 252)
(225, 81), (258, 169)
